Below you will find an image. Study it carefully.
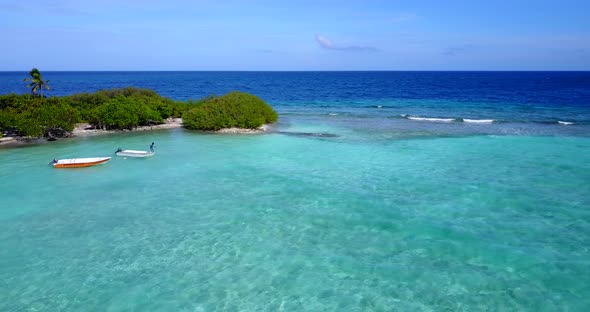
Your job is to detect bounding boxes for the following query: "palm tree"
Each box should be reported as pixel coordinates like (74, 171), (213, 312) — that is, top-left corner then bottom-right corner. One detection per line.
(23, 68), (50, 96)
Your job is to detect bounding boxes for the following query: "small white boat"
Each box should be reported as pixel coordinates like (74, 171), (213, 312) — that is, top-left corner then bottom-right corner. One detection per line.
(115, 149), (155, 158)
(51, 157), (111, 168)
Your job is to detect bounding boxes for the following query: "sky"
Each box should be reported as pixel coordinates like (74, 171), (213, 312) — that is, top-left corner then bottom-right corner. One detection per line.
(0, 0), (589, 70)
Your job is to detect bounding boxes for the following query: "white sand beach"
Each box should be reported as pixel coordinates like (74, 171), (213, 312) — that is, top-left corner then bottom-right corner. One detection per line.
(215, 124), (270, 134)
(72, 118), (184, 137)
(73, 118), (269, 136)
(1, 118), (272, 147)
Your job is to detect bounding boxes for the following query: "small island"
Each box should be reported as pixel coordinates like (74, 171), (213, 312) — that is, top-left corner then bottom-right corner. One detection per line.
(183, 91), (278, 131)
(0, 70), (278, 145)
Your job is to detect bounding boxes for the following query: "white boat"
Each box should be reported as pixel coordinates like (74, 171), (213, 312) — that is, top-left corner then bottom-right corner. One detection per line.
(115, 149), (155, 158)
(51, 157), (111, 168)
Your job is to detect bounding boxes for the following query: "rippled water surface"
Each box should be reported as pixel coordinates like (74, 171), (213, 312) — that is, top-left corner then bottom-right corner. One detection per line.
(1, 72), (590, 311)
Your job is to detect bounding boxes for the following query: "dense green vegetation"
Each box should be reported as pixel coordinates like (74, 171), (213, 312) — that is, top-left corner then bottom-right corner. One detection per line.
(0, 69), (278, 139)
(183, 91), (278, 130)
(0, 87), (189, 137)
(0, 89), (277, 138)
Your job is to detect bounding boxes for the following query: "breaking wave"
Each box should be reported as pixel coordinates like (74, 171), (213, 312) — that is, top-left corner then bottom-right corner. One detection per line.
(462, 118), (495, 124)
(402, 115), (456, 123)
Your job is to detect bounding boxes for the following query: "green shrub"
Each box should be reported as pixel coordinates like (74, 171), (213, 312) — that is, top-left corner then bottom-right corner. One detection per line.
(90, 95), (167, 130)
(93, 96), (140, 130)
(0, 94), (78, 137)
(0, 88), (275, 138)
(38, 98), (78, 133)
(62, 87), (185, 123)
(183, 91), (278, 130)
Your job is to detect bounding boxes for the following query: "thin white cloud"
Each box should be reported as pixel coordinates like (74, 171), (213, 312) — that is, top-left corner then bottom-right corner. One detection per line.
(316, 35), (334, 49)
(315, 34), (377, 52)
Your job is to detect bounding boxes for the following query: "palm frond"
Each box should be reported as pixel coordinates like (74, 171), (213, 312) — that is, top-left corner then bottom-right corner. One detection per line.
(24, 68), (49, 95)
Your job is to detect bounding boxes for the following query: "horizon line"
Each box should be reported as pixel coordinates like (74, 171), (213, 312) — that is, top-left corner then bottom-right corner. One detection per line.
(1, 70), (589, 72)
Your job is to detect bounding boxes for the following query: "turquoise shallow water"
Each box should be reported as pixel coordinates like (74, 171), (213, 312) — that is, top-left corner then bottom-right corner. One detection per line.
(1, 123), (590, 311)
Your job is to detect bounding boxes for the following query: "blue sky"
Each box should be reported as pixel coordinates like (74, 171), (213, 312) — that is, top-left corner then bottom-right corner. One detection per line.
(0, 0), (589, 70)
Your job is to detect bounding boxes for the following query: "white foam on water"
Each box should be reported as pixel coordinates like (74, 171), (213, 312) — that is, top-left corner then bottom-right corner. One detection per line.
(407, 116), (455, 123)
(463, 119), (495, 124)
(558, 121), (574, 125)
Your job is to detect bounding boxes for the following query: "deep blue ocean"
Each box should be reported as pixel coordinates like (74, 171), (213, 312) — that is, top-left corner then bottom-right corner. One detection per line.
(1, 71), (589, 136)
(1, 72), (590, 311)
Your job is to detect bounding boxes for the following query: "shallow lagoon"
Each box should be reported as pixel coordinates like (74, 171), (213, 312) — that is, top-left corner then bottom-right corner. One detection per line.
(2, 71), (590, 310)
(1, 120), (589, 311)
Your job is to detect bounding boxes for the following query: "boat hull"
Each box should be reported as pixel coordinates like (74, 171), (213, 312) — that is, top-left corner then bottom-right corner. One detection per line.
(116, 150), (155, 158)
(53, 157), (111, 168)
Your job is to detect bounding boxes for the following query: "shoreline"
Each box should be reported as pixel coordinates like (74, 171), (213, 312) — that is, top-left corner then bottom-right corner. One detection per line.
(1, 118), (271, 147)
(72, 118), (184, 137)
(73, 118), (270, 136)
(214, 124), (270, 134)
